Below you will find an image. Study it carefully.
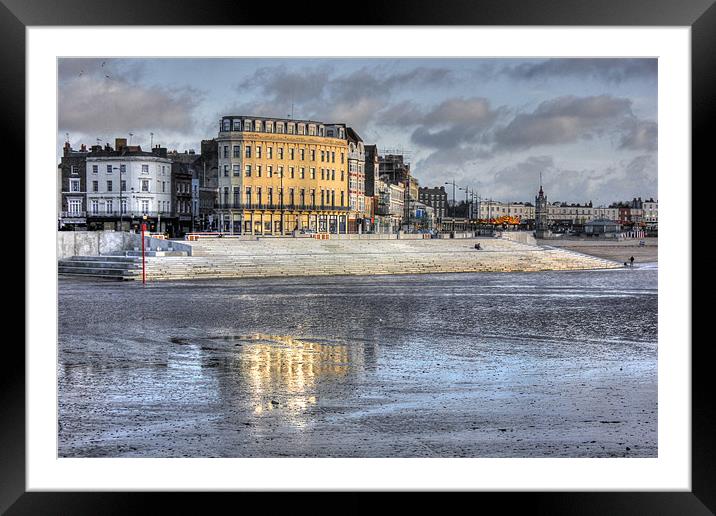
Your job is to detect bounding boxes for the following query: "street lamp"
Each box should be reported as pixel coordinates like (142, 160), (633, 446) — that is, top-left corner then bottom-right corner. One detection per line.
(445, 180), (458, 232)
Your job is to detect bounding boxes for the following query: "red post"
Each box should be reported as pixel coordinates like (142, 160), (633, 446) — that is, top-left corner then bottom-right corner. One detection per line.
(141, 222), (147, 286)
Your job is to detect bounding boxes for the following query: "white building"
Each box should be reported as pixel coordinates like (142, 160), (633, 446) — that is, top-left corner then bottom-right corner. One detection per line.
(85, 141), (173, 232)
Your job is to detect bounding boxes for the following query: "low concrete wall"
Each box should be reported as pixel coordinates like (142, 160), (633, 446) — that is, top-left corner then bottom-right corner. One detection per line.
(501, 231), (537, 247)
(57, 231), (194, 259)
(57, 231), (139, 259)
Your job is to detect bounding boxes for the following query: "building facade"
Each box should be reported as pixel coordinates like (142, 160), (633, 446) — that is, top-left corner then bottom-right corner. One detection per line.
(85, 139), (173, 232)
(215, 115), (350, 234)
(343, 126), (366, 232)
(58, 141), (89, 230)
(418, 186), (448, 220)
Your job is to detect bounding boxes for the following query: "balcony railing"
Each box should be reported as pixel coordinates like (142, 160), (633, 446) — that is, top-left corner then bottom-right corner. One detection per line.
(60, 211), (87, 218)
(216, 203), (349, 212)
(86, 211), (170, 218)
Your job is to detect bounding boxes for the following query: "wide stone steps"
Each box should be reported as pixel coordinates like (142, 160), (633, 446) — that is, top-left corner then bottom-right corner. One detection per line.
(58, 255), (140, 280)
(58, 237), (622, 281)
(139, 248), (619, 281)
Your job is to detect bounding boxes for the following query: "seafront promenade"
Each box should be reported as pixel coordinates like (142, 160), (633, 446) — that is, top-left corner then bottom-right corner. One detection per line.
(58, 234), (622, 281)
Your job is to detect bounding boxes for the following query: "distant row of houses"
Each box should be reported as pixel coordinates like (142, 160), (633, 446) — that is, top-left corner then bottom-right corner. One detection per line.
(58, 113), (657, 237)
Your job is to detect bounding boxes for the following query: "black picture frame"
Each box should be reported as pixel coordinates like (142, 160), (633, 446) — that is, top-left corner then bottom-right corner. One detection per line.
(6, 0), (708, 512)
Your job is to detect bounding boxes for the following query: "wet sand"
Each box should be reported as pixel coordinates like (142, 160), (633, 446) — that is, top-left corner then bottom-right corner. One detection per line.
(58, 269), (657, 458)
(539, 238), (658, 263)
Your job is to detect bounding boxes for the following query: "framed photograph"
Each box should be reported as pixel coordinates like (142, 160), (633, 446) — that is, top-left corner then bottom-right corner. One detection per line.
(10, 0), (709, 512)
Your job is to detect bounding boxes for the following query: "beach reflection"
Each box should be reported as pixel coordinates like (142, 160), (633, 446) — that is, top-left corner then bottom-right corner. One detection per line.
(223, 333), (363, 428)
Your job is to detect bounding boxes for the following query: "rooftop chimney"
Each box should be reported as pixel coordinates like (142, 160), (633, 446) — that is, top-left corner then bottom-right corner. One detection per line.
(115, 138), (127, 151)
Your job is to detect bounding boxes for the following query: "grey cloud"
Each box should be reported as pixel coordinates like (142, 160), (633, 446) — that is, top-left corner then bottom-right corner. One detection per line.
(494, 95), (636, 150)
(231, 64), (455, 134)
(502, 59), (657, 83)
(58, 58), (147, 83)
(619, 119), (658, 151)
(483, 154), (656, 205)
(59, 75), (203, 135)
(237, 64), (333, 104)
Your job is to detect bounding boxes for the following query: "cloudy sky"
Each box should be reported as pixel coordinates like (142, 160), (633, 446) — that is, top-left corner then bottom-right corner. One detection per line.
(58, 57), (657, 205)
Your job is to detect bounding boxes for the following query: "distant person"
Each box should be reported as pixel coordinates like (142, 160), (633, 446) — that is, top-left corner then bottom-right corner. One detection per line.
(630, 256), (635, 267)
(475, 243), (482, 250)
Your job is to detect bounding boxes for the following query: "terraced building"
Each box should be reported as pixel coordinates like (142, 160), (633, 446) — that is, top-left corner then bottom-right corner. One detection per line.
(215, 116), (351, 235)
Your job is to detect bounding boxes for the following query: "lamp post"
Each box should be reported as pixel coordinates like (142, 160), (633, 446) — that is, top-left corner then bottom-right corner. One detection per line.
(445, 180), (458, 232)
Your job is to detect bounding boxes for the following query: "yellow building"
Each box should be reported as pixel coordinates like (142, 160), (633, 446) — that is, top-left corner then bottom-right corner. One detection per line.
(216, 116), (350, 234)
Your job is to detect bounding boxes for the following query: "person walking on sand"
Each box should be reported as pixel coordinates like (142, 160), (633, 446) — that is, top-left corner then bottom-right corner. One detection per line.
(629, 256), (635, 267)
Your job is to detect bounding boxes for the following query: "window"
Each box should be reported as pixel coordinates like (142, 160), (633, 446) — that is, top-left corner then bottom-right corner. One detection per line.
(106, 165), (112, 174)
(120, 164), (126, 174)
(266, 122), (273, 133)
(223, 165), (228, 177)
(289, 148), (295, 160)
(300, 149), (305, 160)
(106, 200), (113, 213)
(223, 146), (228, 158)
(70, 179), (81, 192)
(92, 165), (98, 174)
(321, 169), (325, 180)
(245, 187), (251, 206)
(92, 180), (98, 192)
(256, 165), (262, 178)
(67, 199), (82, 214)
(341, 153), (344, 164)
(320, 151), (324, 162)
(245, 165), (251, 177)
(298, 124), (305, 135)
(278, 147), (284, 159)
(267, 147), (273, 159)
(268, 188), (273, 205)
(141, 179), (149, 192)
(141, 200), (149, 213)
(256, 187), (262, 206)
(244, 120), (252, 132)
(107, 180), (113, 192)
(223, 119), (231, 131)
(278, 166), (283, 178)
(162, 181), (166, 193)
(233, 145), (241, 158)
(300, 167), (305, 179)
(121, 180), (126, 192)
(245, 146), (251, 158)
(232, 119), (241, 131)
(233, 165), (241, 176)
(142, 164), (149, 174)
(277, 123), (284, 134)
(341, 171), (344, 181)
(70, 165), (78, 175)
(332, 151), (335, 163)
(256, 146), (262, 159)
(289, 167), (294, 179)
(331, 170), (335, 181)
(311, 150), (316, 161)
(267, 166), (273, 178)
(91, 200), (99, 214)
(311, 168), (316, 179)
(287, 123), (294, 134)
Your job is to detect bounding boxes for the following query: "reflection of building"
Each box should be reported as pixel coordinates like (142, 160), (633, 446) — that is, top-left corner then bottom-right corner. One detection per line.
(216, 115), (350, 234)
(229, 334), (364, 426)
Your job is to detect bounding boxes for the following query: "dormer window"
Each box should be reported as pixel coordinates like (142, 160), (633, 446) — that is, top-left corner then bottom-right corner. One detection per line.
(244, 120), (252, 132)
(222, 119), (231, 132)
(232, 119), (241, 131)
